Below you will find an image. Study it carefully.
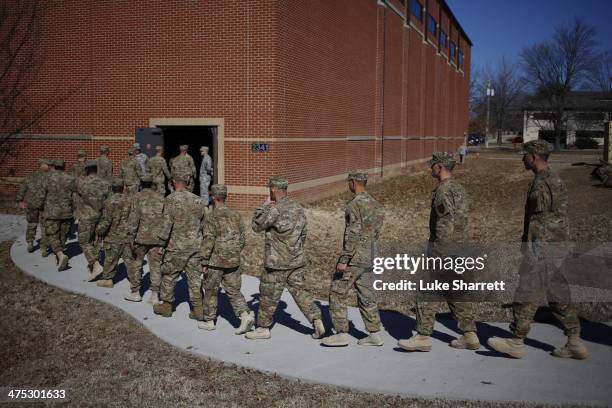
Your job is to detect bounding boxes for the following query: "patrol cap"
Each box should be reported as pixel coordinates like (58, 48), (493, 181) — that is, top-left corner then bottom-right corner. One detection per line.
(128, 147), (134, 155)
(172, 173), (190, 183)
(100, 145), (110, 153)
(347, 170), (368, 182)
(519, 140), (550, 156)
(267, 176), (288, 190)
(210, 184), (227, 197)
(179, 144), (189, 150)
(133, 143), (141, 150)
(77, 149), (86, 158)
(429, 152), (456, 167)
(155, 145), (163, 151)
(84, 160), (98, 169)
(53, 159), (65, 168)
(38, 158), (50, 165)
(199, 146), (209, 152)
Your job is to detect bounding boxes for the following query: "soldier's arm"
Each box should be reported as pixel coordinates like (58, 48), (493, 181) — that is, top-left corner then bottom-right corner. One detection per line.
(162, 160), (171, 178)
(126, 200), (141, 241)
(136, 161), (143, 179)
(251, 205), (279, 233)
(338, 203), (360, 264)
(238, 214), (246, 251)
(434, 192), (455, 241)
(190, 157), (196, 177)
(200, 213), (216, 266)
(158, 197), (174, 243)
(16, 175), (29, 202)
(532, 182), (552, 214)
(96, 199), (113, 236)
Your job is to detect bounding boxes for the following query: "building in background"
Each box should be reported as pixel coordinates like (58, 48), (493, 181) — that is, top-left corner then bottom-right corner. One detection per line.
(0, 0), (471, 208)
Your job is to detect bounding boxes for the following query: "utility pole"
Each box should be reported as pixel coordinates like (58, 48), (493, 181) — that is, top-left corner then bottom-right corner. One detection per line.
(485, 80), (494, 148)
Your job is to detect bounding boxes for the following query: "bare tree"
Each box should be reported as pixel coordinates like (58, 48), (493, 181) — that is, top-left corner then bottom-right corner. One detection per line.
(521, 18), (599, 150)
(588, 50), (612, 94)
(485, 58), (525, 144)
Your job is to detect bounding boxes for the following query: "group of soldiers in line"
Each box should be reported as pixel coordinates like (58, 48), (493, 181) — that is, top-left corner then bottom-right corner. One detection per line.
(16, 140), (589, 359)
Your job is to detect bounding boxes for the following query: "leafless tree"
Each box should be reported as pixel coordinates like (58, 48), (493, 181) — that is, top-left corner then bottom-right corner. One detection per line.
(588, 50), (612, 94)
(485, 58), (525, 144)
(521, 17), (599, 151)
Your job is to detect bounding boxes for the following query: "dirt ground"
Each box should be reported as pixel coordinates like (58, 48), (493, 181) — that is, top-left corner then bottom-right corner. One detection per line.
(1, 150), (610, 406)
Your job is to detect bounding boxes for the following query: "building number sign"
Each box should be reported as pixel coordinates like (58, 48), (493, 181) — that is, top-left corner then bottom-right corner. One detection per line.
(251, 143), (269, 152)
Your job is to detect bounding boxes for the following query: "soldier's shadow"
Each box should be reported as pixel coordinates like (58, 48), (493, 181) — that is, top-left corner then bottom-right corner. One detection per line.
(248, 294), (316, 336)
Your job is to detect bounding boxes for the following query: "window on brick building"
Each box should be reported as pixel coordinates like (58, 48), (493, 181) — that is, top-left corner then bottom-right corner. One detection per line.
(450, 41), (456, 58)
(439, 30), (448, 48)
(410, 0), (423, 21)
(427, 14), (437, 37)
(458, 51), (464, 66)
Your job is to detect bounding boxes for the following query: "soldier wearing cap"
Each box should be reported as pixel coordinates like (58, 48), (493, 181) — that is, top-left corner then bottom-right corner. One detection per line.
(16, 158), (51, 254)
(97, 145), (113, 182)
(245, 176), (325, 340)
(199, 146), (213, 204)
(199, 184), (254, 333)
(133, 143), (149, 175)
(71, 150), (87, 178)
(398, 152), (480, 352)
(147, 145), (170, 195)
(153, 173), (207, 318)
(169, 144), (196, 193)
(75, 160), (111, 280)
(322, 170), (385, 347)
(125, 175), (166, 303)
(488, 140), (588, 359)
(120, 147), (142, 193)
(40, 159), (77, 271)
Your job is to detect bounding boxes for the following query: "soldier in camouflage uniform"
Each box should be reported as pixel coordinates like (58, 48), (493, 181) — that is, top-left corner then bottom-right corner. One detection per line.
(95, 179), (134, 288)
(125, 176), (165, 303)
(245, 177), (324, 340)
(147, 146), (170, 195)
(199, 146), (213, 204)
(97, 145), (113, 182)
(71, 150), (87, 178)
(153, 174), (207, 318)
(488, 140), (588, 359)
(198, 184), (254, 333)
(398, 152), (480, 352)
(120, 147), (142, 193)
(41, 160), (76, 271)
(169, 144), (196, 193)
(322, 171), (385, 347)
(76, 161), (111, 281)
(133, 143), (149, 175)
(17, 159), (50, 254)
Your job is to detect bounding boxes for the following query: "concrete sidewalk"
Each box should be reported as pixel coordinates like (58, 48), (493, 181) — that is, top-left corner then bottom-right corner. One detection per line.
(9, 234), (612, 406)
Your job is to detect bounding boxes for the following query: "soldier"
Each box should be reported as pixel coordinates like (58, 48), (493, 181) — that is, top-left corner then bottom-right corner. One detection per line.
(95, 179), (134, 288)
(147, 146), (170, 195)
(125, 176), (165, 303)
(76, 161), (111, 281)
(198, 184), (254, 333)
(199, 146), (213, 204)
(322, 171), (385, 347)
(169, 144), (196, 193)
(398, 152), (480, 352)
(245, 176), (324, 340)
(488, 140), (588, 359)
(133, 143), (149, 175)
(40, 159), (76, 271)
(120, 147), (142, 193)
(153, 174), (207, 318)
(16, 158), (50, 254)
(71, 150), (87, 178)
(97, 145), (113, 181)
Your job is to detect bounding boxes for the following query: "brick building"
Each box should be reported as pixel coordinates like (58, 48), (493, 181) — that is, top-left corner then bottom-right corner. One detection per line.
(1, 0), (471, 209)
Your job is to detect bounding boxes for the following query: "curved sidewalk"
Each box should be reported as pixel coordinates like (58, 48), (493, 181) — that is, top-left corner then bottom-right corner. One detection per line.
(10, 235), (612, 406)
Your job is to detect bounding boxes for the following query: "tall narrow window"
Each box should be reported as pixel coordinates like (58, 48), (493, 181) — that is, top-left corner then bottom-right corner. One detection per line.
(439, 30), (448, 48)
(458, 51), (464, 66)
(410, 0), (423, 22)
(427, 14), (437, 37)
(450, 41), (456, 58)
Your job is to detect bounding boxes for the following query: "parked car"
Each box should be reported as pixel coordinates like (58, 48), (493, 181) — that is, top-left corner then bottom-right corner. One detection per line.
(468, 133), (484, 145)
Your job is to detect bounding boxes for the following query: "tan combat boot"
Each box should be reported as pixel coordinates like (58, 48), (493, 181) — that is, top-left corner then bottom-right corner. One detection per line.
(321, 332), (350, 347)
(27, 242), (35, 253)
(41, 245), (50, 257)
(153, 301), (173, 317)
(245, 327), (271, 340)
(358, 331), (384, 346)
(96, 279), (114, 288)
(87, 261), (104, 281)
(56, 252), (69, 271)
(198, 320), (216, 331)
(311, 319), (326, 339)
(552, 335), (588, 359)
(450, 331), (481, 350)
(235, 311), (254, 335)
(487, 337), (524, 359)
(146, 291), (160, 305)
(397, 334), (432, 352)
(124, 291), (142, 302)
(189, 305), (204, 321)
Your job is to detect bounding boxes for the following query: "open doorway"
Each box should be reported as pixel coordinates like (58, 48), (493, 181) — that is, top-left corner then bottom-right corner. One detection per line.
(157, 125), (217, 196)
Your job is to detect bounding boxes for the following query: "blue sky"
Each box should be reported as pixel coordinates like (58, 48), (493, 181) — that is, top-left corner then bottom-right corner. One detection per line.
(446, 0), (612, 70)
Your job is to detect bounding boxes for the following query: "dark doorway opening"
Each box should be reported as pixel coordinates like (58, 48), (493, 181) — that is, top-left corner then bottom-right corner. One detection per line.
(157, 125), (217, 197)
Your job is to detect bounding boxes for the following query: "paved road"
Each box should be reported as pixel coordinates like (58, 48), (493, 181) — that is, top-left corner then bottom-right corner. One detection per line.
(8, 230), (612, 406)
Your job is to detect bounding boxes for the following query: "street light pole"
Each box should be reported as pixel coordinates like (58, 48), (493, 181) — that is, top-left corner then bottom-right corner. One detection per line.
(485, 80), (494, 148)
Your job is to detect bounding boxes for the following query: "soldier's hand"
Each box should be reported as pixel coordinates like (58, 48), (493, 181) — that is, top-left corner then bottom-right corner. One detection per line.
(336, 263), (347, 273)
(18, 202), (27, 209)
(158, 247), (165, 255)
(202, 266), (208, 274)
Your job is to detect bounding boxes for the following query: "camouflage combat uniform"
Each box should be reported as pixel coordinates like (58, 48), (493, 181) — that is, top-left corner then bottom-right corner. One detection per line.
(199, 152), (213, 203)
(252, 195), (322, 328)
(330, 190), (384, 334)
(415, 176), (477, 336)
(120, 153), (142, 193)
(16, 164), (48, 250)
(96, 190), (134, 281)
(200, 201), (249, 322)
(76, 172), (110, 268)
(126, 187), (165, 294)
(147, 155), (170, 195)
(157, 188), (206, 309)
(41, 167), (76, 254)
(71, 159), (87, 178)
(169, 153), (196, 192)
(97, 154), (113, 182)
